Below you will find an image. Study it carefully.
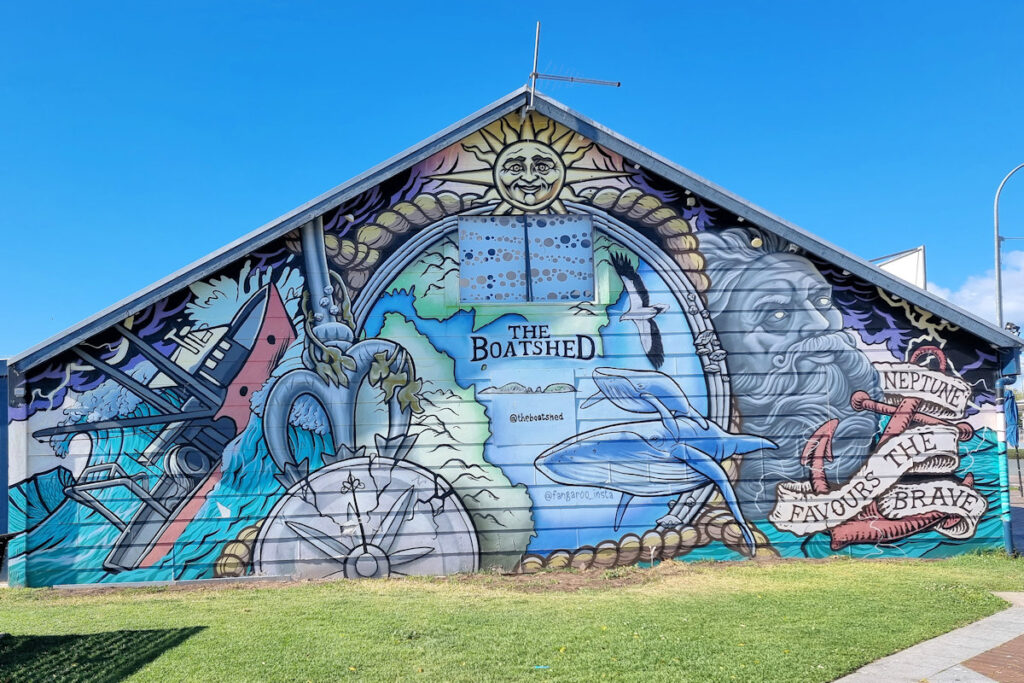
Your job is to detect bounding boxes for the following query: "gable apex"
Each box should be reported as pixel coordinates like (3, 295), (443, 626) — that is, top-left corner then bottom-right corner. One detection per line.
(11, 87), (1020, 371)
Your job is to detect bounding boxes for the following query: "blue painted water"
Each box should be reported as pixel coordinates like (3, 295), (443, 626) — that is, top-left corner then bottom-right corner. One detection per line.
(15, 385), (332, 586)
(760, 426), (1007, 558)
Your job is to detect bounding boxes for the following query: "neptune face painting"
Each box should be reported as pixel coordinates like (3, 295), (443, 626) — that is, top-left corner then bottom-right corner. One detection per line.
(700, 228), (883, 517)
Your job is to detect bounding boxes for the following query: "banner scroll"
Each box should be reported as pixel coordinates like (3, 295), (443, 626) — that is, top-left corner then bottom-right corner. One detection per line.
(771, 425), (986, 538)
(875, 362), (970, 418)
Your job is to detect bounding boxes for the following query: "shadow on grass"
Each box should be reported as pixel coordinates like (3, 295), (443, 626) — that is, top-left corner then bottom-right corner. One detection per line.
(0, 627), (205, 682)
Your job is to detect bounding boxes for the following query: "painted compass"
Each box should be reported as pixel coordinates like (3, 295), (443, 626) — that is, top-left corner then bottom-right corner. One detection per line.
(254, 457), (479, 579)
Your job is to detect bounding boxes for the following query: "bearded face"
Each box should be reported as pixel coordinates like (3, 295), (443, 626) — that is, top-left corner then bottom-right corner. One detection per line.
(711, 253), (882, 517)
(493, 141), (565, 212)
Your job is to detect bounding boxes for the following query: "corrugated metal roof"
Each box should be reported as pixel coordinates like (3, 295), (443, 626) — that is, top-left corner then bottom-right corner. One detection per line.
(10, 87), (1021, 371)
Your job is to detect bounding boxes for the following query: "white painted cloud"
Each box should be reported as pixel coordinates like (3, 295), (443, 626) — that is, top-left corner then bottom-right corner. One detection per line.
(928, 250), (1024, 326)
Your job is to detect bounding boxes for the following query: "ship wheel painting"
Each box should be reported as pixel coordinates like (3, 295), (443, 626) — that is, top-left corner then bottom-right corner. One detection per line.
(255, 456), (478, 579)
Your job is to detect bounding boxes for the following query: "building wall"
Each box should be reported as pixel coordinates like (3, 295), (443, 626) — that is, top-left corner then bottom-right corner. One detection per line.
(5, 112), (1010, 587)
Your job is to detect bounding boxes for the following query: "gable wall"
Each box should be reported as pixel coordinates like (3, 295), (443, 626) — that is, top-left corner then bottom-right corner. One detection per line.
(5, 111), (1011, 587)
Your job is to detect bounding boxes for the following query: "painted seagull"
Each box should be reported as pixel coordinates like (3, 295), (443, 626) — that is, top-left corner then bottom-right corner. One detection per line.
(535, 367), (776, 554)
(611, 252), (668, 369)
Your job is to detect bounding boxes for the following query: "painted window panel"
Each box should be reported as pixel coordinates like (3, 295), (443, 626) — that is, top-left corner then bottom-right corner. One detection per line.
(458, 216), (528, 303)
(526, 215), (594, 302)
(458, 215), (594, 303)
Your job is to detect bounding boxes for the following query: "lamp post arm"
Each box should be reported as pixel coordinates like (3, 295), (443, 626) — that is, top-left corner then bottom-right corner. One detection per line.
(994, 163), (1024, 329)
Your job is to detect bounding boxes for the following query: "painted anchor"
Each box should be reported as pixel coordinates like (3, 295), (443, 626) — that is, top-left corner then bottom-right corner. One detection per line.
(535, 367), (776, 554)
(262, 217), (423, 487)
(800, 345), (979, 550)
(251, 218), (479, 580)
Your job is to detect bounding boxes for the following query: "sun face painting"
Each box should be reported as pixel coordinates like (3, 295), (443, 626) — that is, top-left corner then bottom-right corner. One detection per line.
(428, 113), (631, 214)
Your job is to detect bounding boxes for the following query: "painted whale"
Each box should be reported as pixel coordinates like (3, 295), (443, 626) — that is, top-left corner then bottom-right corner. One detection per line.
(536, 367), (776, 553)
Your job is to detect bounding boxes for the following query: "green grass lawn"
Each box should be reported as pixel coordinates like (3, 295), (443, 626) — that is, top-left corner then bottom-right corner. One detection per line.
(2, 554), (1023, 682)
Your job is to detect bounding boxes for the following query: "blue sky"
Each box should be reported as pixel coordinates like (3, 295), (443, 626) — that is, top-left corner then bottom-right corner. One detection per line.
(2, 2), (1024, 356)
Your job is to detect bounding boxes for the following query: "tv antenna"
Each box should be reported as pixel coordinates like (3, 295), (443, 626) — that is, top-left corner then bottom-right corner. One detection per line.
(528, 21), (620, 109)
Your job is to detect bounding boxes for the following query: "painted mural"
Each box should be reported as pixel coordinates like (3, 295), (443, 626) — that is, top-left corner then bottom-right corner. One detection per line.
(4, 111), (1010, 587)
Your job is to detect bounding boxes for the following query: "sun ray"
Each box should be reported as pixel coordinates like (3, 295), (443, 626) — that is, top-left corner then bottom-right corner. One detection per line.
(427, 169), (494, 186)
(480, 128), (504, 154)
(549, 129), (575, 154)
(520, 113), (536, 142)
(562, 142), (595, 167)
(534, 117), (552, 143)
(564, 168), (633, 184)
(464, 143), (497, 165)
(550, 199), (568, 214)
(499, 118), (518, 145)
(559, 186), (586, 203)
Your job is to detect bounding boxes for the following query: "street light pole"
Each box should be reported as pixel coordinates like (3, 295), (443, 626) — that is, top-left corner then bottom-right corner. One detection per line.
(995, 163), (1024, 329)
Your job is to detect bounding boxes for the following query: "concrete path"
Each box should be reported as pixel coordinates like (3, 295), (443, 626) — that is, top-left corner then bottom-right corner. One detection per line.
(840, 484), (1023, 681)
(840, 484), (1023, 682)
(838, 593), (1024, 682)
